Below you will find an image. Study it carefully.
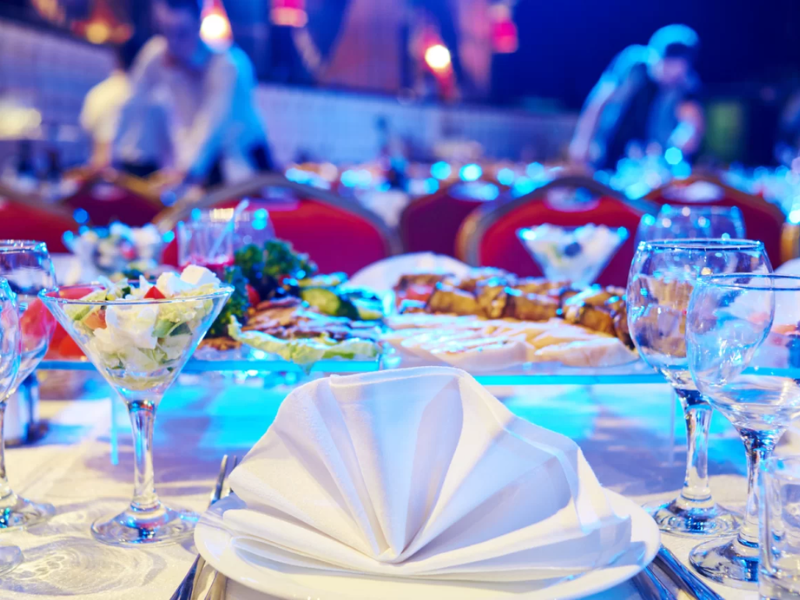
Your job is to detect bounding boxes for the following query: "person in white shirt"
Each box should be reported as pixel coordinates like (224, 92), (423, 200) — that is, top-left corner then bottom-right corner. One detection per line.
(80, 44), (135, 169)
(122, 0), (272, 188)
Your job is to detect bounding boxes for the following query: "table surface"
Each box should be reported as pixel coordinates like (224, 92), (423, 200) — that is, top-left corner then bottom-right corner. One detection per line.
(0, 370), (769, 600)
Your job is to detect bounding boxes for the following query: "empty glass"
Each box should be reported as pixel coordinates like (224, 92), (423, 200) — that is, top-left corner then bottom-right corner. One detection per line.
(687, 274), (800, 587)
(760, 456), (800, 599)
(0, 277), (23, 573)
(0, 241), (56, 529)
(627, 239), (771, 536)
(636, 204), (746, 243)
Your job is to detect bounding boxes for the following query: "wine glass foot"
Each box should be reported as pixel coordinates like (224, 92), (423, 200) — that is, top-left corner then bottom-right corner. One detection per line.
(92, 506), (198, 546)
(689, 535), (759, 589)
(644, 498), (739, 536)
(0, 496), (55, 531)
(0, 545), (22, 575)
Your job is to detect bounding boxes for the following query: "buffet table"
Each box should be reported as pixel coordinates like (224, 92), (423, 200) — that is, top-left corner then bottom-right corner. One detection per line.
(0, 373), (765, 599)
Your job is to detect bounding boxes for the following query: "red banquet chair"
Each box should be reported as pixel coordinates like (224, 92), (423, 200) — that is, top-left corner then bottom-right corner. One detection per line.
(644, 173), (791, 267)
(456, 175), (656, 287)
(399, 180), (504, 257)
(62, 170), (164, 227)
(155, 174), (400, 275)
(0, 183), (76, 253)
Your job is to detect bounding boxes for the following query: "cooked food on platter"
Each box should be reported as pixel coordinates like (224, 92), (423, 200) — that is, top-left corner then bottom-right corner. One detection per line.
(387, 268), (636, 370)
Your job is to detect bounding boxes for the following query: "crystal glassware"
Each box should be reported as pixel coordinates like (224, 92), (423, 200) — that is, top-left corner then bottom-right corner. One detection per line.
(627, 239), (771, 536)
(759, 456), (800, 599)
(178, 209), (236, 271)
(41, 283), (232, 545)
(517, 223), (629, 287)
(687, 274), (800, 587)
(0, 277), (24, 574)
(0, 241), (56, 528)
(636, 204), (746, 244)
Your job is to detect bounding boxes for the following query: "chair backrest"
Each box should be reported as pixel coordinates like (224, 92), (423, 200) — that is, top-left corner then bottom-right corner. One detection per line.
(456, 175), (655, 287)
(0, 182), (76, 253)
(399, 181), (503, 257)
(644, 173), (788, 266)
(62, 171), (163, 227)
(155, 173), (400, 276)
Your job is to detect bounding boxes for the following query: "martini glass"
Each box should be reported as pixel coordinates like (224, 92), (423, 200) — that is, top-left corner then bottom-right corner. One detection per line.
(517, 224), (629, 287)
(0, 277), (24, 573)
(0, 241), (57, 529)
(41, 282), (232, 545)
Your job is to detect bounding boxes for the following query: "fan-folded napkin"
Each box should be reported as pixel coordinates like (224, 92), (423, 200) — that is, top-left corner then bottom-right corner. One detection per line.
(220, 367), (631, 583)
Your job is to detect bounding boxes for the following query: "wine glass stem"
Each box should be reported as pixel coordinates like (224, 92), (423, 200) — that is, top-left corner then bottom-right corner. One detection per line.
(738, 428), (779, 547)
(0, 401), (11, 501)
(676, 388), (713, 506)
(127, 399), (162, 514)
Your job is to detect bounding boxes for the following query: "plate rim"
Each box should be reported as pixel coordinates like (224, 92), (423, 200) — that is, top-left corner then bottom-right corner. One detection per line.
(195, 489), (660, 600)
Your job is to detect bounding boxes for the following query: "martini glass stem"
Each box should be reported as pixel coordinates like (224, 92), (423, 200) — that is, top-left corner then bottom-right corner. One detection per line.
(127, 399), (162, 515)
(675, 388), (713, 507)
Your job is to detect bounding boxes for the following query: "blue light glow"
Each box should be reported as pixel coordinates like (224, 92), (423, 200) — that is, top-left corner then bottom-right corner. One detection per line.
(672, 161), (692, 178)
(425, 178), (440, 193)
(460, 164), (482, 182)
(340, 170), (358, 187)
(526, 162), (544, 178)
(252, 208), (269, 231)
(431, 161), (452, 180)
(497, 168), (515, 186)
(513, 177), (536, 196)
(162, 230), (175, 243)
(789, 209), (800, 225)
(73, 208), (89, 224)
(664, 147), (683, 165)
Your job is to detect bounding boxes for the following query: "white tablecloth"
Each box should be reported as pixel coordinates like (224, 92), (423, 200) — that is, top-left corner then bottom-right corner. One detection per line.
(0, 373), (765, 599)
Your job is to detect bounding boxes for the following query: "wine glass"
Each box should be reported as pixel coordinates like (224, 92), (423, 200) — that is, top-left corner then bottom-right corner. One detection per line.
(0, 241), (56, 528)
(627, 239), (771, 536)
(0, 278), (24, 573)
(636, 205), (746, 243)
(41, 282), (232, 545)
(687, 274), (800, 587)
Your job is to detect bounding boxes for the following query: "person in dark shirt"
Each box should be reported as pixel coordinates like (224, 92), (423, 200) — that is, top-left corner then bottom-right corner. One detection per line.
(570, 25), (705, 169)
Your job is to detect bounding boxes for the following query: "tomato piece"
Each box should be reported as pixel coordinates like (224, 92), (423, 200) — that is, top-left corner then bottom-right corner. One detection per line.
(144, 286), (166, 300)
(83, 310), (106, 331)
(246, 284), (260, 306)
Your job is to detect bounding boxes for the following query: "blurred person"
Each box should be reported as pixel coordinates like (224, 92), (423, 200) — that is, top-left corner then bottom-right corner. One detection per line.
(80, 41), (139, 170)
(123, 0), (272, 190)
(570, 25), (704, 169)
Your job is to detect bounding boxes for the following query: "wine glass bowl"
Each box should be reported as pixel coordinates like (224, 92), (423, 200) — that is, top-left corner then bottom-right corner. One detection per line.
(687, 274), (800, 587)
(41, 281), (233, 545)
(636, 204), (746, 243)
(627, 239), (771, 537)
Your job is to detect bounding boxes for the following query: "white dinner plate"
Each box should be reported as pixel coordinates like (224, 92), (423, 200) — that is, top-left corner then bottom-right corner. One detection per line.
(195, 491), (659, 600)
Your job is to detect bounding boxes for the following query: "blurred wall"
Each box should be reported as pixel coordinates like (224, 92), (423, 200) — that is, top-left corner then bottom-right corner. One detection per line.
(0, 18), (576, 169)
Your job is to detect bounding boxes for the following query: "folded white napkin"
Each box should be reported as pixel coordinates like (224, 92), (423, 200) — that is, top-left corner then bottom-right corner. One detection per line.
(221, 367), (631, 583)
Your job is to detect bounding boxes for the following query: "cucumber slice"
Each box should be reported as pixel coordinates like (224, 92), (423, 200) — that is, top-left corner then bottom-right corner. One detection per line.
(301, 288), (360, 320)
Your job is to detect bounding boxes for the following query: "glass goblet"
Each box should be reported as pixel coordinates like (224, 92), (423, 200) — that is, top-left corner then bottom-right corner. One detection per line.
(627, 239), (771, 536)
(636, 204), (746, 244)
(687, 274), (800, 587)
(0, 278), (24, 573)
(0, 241), (56, 529)
(41, 282), (232, 546)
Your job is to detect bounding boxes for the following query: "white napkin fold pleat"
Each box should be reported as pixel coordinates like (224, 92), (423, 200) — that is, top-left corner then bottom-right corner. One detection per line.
(222, 367), (631, 583)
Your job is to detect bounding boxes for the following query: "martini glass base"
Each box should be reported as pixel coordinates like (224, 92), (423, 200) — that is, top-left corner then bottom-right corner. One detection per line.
(689, 535), (759, 589)
(0, 546), (22, 575)
(644, 498), (739, 537)
(0, 495), (55, 531)
(92, 506), (198, 546)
